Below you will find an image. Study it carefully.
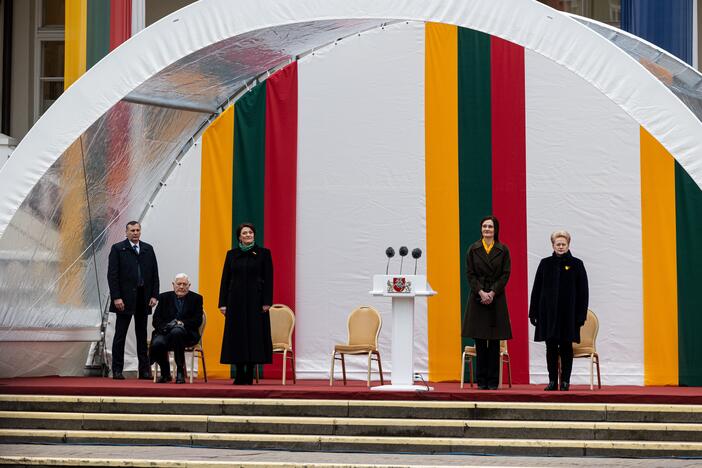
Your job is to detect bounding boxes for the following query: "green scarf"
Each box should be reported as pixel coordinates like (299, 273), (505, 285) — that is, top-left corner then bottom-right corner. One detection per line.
(239, 242), (255, 252)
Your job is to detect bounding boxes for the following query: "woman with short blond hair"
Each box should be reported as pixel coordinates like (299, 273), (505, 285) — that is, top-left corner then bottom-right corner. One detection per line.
(529, 231), (588, 391)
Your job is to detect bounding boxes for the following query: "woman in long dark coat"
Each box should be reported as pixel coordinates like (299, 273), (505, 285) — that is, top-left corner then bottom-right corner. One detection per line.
(218, 222), (273, 385)
(529, 230), (588, 391)
(462, 215), (513, 390)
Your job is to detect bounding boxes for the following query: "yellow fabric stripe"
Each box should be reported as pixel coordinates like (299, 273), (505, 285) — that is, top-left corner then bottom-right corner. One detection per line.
(64, 0), (87, 89)
(57, 140), (86, 305)
(640, 127), (678, 385)
(59, 0), (87, 298)
(425, 23), (461, 381)
(199, 106), (234, 379)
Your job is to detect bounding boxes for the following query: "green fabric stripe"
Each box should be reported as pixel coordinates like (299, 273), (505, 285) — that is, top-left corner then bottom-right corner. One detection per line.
(233, 83), (267, 246)
(457, 28), (493, 362)
(458, 28), (492, 352)
(230, 83), (267, 379)
(675, 163), (702, 386)
(86, 0), (110, 69)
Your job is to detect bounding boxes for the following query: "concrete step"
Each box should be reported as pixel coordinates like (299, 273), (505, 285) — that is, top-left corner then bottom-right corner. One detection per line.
(1, 411), (700, 442)
(2, 395), (701, 423)
(1, 428), (702, 458)
(2, 395), (701, 458)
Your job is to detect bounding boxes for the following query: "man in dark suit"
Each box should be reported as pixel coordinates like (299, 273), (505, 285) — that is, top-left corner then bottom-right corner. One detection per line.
(107, 221), (159, 380)
(150, 273), (203, 384)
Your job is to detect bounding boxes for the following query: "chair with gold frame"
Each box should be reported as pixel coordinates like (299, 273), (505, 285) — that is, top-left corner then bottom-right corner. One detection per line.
(460, 340), (511, 389)
(329, 306), (384, 387)
(571, 309), (601, 390)
(269, 304), (296, 385)
(152, 311), (207, 383)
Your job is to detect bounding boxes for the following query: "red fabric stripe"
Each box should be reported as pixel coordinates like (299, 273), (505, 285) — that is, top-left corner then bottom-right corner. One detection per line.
(264, 62), (298, 379)
(490, 37), (529, 384)
(109, 0), (131, 51)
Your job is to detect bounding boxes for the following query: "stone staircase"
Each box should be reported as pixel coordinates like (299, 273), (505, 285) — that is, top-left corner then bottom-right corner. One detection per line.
(1, 395), (701, 459)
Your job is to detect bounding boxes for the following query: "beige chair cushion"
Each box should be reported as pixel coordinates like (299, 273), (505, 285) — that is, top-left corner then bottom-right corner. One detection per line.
(464, 340), (507, 356)
(573, 348), (596, 357)
(335, 344), (376, 354)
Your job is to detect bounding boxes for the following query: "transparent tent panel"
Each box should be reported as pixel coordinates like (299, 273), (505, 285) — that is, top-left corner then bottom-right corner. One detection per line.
(575, 17), (702, 127)
(127, 19), (387, 110)
(0, 101), (205, 331)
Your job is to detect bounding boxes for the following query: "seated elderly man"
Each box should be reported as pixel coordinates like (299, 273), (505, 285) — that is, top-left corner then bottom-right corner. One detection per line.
(149, 273), (203, 384)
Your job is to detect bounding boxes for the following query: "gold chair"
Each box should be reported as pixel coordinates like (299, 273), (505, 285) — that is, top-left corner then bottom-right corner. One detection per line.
(329, 306), (384, 387)
(572, 309), (601, 390)
(185, 312), (207, 383)
(269, 304), (296, 385)
(152, 311), (207, 383)
(460, 340), (511, 389)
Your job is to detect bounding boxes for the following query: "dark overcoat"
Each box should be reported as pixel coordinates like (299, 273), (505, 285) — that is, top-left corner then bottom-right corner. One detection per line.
(462, 240), (513, 340)
(151, 291), (203, 346)
(529, 251), (589, 343)
(107, 239), (159, 314)
(218, 245), (273, 364)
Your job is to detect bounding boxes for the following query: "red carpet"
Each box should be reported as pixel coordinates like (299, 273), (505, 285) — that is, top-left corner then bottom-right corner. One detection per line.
(1, 377), (701, 404)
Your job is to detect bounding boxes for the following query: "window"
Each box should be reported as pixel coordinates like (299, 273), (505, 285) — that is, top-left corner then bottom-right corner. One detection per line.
(39, 40), (64, 114)
(41, 0), (64, 27)
(539, 0), (621, 28)
(34, 0), (65, 120)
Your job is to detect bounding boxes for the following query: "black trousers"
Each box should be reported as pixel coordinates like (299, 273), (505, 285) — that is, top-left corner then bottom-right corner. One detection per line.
(475, 338), (501, 388)
(546, 339), (574, 383)
(234, 363), (255, 384)
(149, 327), (197, 377)
(111, 287), (149, 374)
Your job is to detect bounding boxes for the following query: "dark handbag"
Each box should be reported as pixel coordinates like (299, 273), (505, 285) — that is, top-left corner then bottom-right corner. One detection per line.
(160, 319), (184, 334)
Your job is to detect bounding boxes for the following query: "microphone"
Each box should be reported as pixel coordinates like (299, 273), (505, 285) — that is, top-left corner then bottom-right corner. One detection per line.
(412, 248), (422, 274)
(399, 246), (408, 274)
(385, 247), (395, 275)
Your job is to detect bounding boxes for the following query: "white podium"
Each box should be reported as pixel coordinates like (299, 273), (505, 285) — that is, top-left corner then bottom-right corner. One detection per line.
(370, 275), (436, 391)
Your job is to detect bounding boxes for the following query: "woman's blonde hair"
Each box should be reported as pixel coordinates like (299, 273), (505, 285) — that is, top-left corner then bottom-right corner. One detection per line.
(550, 230), (571, 244)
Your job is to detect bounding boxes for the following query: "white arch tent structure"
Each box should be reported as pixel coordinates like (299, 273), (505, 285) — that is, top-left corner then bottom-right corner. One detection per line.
(1, 0), (701, 377)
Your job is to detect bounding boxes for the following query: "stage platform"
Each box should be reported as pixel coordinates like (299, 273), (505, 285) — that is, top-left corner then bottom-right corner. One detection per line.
(1, 377), (700, 404)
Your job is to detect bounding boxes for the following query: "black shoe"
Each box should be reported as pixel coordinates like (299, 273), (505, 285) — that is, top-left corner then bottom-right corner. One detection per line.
(477, 384), (488, 390)
(112, 372), (125, 380)
(487, 385), (499, 390)
(244, 365), (255, 385)
(175, 368), (186, 384)
(138, 371), (153, 380)
(156, 375), (171, 383)
(560, 381), (570, 391)
(544, 381), (558, 391)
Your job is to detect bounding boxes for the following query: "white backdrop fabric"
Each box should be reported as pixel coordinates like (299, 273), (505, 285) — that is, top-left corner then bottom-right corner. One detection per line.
(296, 22), (427, 380)
(525, 50), (644, 385)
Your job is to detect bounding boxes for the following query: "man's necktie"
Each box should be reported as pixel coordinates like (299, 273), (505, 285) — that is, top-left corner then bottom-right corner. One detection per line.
(133, 244), (143, 287)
